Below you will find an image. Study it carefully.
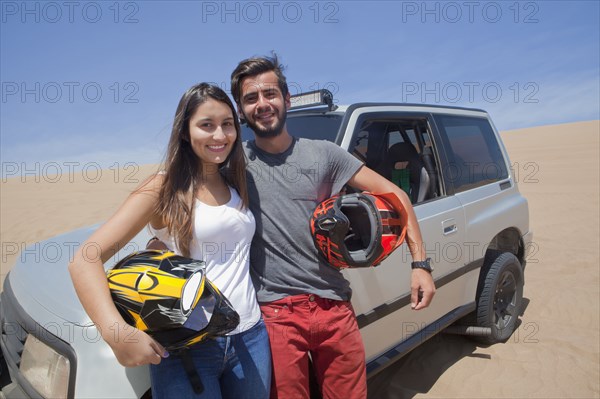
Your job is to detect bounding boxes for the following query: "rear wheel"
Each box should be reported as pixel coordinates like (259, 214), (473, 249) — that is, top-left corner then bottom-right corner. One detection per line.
(476, 252), (524, 344)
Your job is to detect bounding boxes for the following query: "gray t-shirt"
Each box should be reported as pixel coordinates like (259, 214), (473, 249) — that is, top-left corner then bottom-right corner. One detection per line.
(244, 137), (363, 303)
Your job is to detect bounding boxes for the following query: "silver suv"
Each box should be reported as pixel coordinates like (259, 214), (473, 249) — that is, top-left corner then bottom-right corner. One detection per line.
(0, 90), (532, 398)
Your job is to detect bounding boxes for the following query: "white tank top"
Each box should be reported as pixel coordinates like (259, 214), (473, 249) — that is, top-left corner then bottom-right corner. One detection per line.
(149, 186), (260, 335)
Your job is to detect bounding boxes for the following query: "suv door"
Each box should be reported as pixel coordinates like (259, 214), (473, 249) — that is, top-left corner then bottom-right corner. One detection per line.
(432, 113), (515, 266)
(338, 107), (467, 363)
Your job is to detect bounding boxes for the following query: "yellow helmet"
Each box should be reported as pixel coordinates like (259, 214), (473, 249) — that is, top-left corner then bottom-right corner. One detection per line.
(107, 250), (239, 351)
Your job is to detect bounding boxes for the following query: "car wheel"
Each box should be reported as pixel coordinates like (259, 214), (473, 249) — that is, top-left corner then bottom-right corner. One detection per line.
(475, 252), (524, 344)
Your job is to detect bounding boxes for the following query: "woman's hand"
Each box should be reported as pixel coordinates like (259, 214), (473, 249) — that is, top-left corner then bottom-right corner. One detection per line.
(103, 323), (168, 367)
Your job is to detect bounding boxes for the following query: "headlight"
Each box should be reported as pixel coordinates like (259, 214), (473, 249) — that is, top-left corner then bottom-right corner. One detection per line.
(20, 335), (70, 398)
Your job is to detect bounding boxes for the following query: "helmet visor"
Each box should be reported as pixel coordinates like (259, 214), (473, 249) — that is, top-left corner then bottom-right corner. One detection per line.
(181, 271), (216, 331)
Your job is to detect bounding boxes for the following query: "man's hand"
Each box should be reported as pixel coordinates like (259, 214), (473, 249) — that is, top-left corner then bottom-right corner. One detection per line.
(410, 269), (436, 310)
(146, 237), (169, 251)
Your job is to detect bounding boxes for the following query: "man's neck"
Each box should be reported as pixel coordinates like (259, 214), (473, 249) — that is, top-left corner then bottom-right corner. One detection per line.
(254, 130), (294, 154)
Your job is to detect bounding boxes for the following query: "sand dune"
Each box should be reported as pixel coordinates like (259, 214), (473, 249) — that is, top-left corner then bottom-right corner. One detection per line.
(1, 121), (599, 398)
(0, 164), (159, 289)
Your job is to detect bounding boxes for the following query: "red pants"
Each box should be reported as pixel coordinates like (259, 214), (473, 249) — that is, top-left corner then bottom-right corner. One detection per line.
(260, 294), (367, 399)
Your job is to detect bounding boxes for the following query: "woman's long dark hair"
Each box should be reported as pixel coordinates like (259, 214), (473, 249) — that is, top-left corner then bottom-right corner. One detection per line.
(156, 83), (248, 257)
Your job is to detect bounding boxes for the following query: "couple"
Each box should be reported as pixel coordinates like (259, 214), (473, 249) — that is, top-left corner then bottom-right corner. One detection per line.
(69, 55), (435, 399)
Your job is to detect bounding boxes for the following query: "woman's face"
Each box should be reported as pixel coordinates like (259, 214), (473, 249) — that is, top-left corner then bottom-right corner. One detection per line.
(187, 98), (237, 167)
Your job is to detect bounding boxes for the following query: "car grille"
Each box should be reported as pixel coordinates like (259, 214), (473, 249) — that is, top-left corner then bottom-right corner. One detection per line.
(0, 286), (28, 374)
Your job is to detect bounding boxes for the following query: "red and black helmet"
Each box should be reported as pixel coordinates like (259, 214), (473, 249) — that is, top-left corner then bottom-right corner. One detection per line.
(310, 192), (407, 269)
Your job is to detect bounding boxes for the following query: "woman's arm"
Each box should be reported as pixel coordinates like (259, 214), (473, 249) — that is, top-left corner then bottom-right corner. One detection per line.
(68, 174), (167, 366)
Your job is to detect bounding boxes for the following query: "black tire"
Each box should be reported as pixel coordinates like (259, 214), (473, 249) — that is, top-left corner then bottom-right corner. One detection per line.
(475, 252), (524, 344)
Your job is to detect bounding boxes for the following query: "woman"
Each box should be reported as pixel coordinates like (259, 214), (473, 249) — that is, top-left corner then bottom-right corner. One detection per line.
(69, 83), (271, 398)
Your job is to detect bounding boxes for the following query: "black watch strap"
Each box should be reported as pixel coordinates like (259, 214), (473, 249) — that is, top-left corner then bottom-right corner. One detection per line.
(411, 257), (433, 273)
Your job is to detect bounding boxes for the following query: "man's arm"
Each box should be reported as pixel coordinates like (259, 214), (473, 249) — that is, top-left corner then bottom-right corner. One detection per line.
(347, 165), (436, 310)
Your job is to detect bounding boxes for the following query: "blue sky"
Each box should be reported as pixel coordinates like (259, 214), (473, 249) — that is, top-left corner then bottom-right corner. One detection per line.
(1, 0), (599, 173)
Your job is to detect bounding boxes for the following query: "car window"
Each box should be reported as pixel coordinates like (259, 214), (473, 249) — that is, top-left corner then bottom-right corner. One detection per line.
(349, 118), (442, 204)
(434, 115), (508, 192)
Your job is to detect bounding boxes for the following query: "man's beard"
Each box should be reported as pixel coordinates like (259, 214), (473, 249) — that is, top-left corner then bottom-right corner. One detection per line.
(243, 109), (287, 138)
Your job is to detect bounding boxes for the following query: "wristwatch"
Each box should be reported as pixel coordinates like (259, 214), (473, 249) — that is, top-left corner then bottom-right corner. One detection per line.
(411, 258), (433, 273)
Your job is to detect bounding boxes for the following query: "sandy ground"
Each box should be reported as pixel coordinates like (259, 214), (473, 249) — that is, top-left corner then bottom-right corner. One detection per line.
(1, 120), (599, 398)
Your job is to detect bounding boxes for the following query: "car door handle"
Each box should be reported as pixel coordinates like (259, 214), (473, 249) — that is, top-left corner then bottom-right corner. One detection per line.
(442, 218), (458, 235)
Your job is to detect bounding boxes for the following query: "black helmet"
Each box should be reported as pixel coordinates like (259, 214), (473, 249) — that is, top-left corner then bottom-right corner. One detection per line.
(107, 250), (239, 351)
(310, 192), (407, 269)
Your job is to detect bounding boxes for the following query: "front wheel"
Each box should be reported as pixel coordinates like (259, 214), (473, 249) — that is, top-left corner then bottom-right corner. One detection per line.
(476, 252), (524, 344)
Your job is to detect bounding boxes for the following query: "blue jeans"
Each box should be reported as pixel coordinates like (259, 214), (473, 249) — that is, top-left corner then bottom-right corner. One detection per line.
(150, 319), (271, 399)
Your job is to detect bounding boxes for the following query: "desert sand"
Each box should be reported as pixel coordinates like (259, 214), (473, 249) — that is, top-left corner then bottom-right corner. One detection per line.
(1, 120), (599, 398)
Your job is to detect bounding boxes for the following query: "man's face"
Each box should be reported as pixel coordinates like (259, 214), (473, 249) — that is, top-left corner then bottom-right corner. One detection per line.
(238, 71), (291, 138)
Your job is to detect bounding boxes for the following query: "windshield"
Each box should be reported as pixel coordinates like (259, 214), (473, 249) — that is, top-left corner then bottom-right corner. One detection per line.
(241, 113), (343, 143)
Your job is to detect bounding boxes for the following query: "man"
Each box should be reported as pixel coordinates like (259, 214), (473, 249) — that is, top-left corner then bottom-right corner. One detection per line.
(231, 55), (435, 399)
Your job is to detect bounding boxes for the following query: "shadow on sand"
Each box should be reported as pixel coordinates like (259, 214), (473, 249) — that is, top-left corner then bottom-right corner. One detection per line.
(366, 298), (530, 399)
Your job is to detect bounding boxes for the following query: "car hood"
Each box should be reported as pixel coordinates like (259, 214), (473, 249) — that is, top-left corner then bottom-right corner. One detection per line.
(8, 225), (154, 326)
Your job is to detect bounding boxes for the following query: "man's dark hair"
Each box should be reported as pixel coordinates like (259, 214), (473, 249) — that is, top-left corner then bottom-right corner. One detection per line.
(230, 53), (289, 105)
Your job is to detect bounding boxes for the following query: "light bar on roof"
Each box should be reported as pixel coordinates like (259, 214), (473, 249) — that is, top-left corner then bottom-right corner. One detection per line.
(290, 89), (334, 110)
